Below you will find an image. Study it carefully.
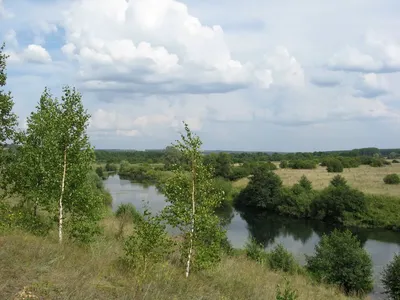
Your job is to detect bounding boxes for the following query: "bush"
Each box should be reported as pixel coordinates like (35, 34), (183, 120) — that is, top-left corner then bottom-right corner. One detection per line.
(370, 158), (384, 167)
(278, 187), (313, 218)
(311, 184), (366, 223)
(276, 279), (299, 300)
(268, 244), (299, 274)
(384, 174), (400, 185)
(245, 238), (268, 265)
(234, 167), (282, 209)
(298, 175), (312, 191)
(115, 203), (143, 238)
(382, 254), (400, 300)
(326, 159), (344, 173)
(105, 162), (118, 172)
(393, 159), (400, 164)
(279, 160), (289, 169)
(288, 160), (317, 170)
(306, 230), (373, 295)
(330, 175), (347, 187)
(95, 166), (105, 179)
(123, 208), (172, 270)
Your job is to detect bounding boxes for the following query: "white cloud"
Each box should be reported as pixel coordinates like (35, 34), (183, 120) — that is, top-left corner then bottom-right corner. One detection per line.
(60, 0), (260, 94)
(7, 44), (52, 64)
(328, 34), (400, 73)
(353, 73), (389, 98)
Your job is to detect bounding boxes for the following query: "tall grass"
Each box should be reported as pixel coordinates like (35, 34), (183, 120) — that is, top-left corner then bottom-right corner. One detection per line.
(0, 218), (356, 300)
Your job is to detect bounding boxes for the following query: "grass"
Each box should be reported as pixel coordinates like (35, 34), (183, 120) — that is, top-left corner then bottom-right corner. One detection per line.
(0, 217), (357, 300)
(233, 164), (400, 197)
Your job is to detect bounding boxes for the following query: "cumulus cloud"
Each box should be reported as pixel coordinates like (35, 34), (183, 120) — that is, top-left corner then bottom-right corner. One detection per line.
(60, 0), (262, 94)
(7, 44), (52, 64)
(328, 35), (400, 73)
(353, 73), (389, 98)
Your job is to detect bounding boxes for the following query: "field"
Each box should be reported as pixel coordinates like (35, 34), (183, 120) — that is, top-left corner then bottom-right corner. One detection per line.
(0, 218), (355, 300)
(233, 164), (400, 197)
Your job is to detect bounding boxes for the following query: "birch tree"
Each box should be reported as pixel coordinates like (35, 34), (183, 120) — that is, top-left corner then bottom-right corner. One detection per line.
(162, 123), (226, 277)
(0, 43), (18, 177)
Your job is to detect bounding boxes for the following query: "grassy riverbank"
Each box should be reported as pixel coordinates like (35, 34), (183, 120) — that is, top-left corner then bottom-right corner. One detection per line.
(0, 217), (357, 300)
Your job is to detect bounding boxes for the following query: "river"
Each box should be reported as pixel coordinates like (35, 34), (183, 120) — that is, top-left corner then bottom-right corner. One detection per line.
(104, 174), (400, 299)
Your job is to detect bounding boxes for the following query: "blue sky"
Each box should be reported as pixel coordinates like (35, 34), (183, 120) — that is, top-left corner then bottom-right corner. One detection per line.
(1, 0), (400, 151)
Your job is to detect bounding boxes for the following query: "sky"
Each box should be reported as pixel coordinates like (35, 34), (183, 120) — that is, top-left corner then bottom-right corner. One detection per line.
(1, 0), (400, 152)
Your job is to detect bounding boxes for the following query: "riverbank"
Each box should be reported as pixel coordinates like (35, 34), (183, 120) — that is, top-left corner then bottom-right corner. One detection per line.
(0, 220), (356, 300)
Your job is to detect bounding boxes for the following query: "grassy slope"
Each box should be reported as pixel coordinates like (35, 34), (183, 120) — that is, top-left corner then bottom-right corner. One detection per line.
(0, 218), (355, 300)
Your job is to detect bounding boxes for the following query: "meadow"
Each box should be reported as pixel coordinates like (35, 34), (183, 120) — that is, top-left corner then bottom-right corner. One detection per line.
(233, 163), (400, 197)
(0, 217), (356, 300)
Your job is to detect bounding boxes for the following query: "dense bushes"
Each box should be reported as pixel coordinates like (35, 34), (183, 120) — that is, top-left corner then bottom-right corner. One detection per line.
(311, 177), (366, 223)
(326, 158), (344, 173)
(306, 230), (373, 295)
(288, 160), (317, 170)
(235, 166), (282, 209)
(384, 174), (400, 185)
(382, 254), (400, 300)
(245, 240), (300, 274)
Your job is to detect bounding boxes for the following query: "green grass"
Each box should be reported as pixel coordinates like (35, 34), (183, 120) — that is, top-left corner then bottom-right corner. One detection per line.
(1, 217), (357, 300)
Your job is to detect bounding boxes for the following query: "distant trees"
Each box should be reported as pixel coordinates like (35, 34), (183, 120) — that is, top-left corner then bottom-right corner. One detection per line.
(163, 145), (183, 170)
(325, 158), (344, 173)
(288, 160), (317, 170)
(306, 230), (373, 295)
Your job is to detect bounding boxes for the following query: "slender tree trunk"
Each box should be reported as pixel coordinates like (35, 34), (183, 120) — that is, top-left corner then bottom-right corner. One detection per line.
(33, 197), (38, 217)
(58, 148), (67, 244)
(186, 160), (196, 278)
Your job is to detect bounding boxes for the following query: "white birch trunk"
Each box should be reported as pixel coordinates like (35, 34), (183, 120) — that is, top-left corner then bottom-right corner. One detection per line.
(58, 149), (67, 244)
(185, 161), (196, 278)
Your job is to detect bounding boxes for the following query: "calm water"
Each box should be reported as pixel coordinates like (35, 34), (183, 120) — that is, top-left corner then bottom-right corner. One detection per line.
(104, 174), (400, 299)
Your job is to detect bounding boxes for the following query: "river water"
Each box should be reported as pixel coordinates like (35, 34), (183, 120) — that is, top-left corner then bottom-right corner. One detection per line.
(104, 174), (400, 299)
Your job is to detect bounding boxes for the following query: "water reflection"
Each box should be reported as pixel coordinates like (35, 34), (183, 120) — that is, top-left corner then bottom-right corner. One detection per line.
(104, 175), (400, 299)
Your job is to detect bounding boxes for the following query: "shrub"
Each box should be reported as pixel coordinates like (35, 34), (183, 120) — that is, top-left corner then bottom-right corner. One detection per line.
(115, 203), (143, 238)
(276, 279), (299, 300)
(245, 238), (268, 265)
(393, 159), (400, 164)
(306, 230), (373, 295)
(279, 160), (289, 169)
(382, 254), (400, 300)
(268, 244), (299, 274)
(298, 175), (312, 191)
(105, 162), (118, 172)
(234, 167), (282, 209)
(370, 158), (384, 167)
(330, 175), (347, 187)
(326, 159), (344, 173)
(288, 160), (317, 170)
(384, 174), (400, 185)
(278, 187), (313, 218)
(311, 184), (366, 223)
(124, 208), (172, 270)
(95, 166), (105, 179)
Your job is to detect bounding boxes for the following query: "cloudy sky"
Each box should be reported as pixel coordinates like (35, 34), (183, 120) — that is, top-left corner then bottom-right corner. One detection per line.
(1, 0), (400, 151)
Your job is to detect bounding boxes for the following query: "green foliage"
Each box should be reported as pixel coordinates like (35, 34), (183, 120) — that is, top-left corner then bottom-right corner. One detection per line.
(311, 185), (366, 223)
(392, 159), (400, 164)
(235, 166), (282, 209)
(326, 158), (344, 173)
(268, 244), (299, 274)
(163, 145), (183, 171)
(330, 175), (347, 187)
(288, 160), (317, 170)
(306, 230), (373, 295)
(388, 152), (398, 159)
(95, 166), (105, 179)
(279, 160), (289, 169)
(124, 207), (172, 270)
(115, 203), (143, 238)
(382, 254), (400, 300)
(276, 279), (299, 300)
(370, 158), (384, 167)
(245, 238), (268, 265)
(277, 187), (313, 218)
(105, 162), (118, 172)
(384, 174), (400, 185)
(163, 123), (227, 275)
(0, 43), (18, 151)
(298, 175), (312, 191)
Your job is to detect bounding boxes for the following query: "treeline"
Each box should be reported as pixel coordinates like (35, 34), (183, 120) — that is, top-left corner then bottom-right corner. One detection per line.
(95, 147), (400, 165)
(234, 165), (400, 230)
